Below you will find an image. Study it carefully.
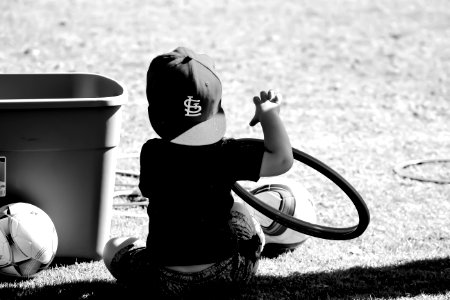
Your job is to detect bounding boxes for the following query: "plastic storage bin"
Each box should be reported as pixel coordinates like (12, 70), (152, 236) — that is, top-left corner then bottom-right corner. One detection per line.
(0, 73), (126, 259)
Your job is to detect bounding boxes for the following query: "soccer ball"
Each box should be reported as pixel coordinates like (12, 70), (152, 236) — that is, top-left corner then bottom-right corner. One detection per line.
(0, 202), (58, 278)
(247, 178), (316, 257)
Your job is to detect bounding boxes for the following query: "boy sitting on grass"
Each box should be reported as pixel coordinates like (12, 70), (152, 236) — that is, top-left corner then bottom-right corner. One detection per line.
(103, 46), (293, 297)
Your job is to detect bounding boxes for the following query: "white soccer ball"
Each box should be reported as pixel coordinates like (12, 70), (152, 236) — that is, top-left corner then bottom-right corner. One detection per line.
(0, 202), (58, 278)
(247, 178), (317, 256)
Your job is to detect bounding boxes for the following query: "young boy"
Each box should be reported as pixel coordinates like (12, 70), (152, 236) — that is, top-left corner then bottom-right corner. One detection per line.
(103, 47), (293, 297)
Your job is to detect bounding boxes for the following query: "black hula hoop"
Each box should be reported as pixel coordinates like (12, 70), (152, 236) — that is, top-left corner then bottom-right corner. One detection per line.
(232, 138), (370, 240)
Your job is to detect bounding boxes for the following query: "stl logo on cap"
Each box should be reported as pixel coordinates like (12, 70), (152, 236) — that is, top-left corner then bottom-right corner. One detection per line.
(184, 96), (202, 117)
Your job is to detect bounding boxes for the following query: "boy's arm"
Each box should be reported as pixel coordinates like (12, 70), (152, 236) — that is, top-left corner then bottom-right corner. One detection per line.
(250, 90), (293, 177)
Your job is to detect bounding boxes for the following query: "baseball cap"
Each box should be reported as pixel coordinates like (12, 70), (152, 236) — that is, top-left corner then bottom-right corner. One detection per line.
(146, 47), (226, 146)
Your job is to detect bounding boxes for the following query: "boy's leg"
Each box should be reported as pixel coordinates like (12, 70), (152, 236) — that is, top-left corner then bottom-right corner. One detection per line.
(103, 236), (154, 286)
(228, 201), (265, 281)
(230, 201), (265, 249)
(103, 237), (139, 274)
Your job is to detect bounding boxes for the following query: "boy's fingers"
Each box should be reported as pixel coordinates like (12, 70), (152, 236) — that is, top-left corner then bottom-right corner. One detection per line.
(250, 96), (261, 126)
(268, 89), (281, 102)
(260, 91), (268, 102)
(276, 92), (282, 102)
(249, 118), (257, 127)
(249, 115), (259, 126)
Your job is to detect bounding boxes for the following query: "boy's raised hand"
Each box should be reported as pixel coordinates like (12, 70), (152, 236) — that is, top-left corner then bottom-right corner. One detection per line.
(250, 89), (293, 176)
(249, 89), (281, 127)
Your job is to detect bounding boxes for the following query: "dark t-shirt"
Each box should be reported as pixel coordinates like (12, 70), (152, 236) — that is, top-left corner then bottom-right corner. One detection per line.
(139, 138), (265, 266)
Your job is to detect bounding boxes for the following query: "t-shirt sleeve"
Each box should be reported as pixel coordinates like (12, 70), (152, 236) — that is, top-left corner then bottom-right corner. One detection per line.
(225, 138), (266, 182)
(138, 140), (153, 197)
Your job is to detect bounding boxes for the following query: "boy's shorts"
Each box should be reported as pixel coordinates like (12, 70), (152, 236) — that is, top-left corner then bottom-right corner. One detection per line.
(109, 209), (265, 297)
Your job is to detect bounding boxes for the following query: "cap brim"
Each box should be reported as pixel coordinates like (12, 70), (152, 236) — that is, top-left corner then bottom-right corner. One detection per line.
(170, 112), (226, 146)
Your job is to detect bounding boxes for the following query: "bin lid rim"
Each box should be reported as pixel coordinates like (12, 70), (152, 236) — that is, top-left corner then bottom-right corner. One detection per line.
(0, 97), (126, 108)
(0, 72), (127, 109)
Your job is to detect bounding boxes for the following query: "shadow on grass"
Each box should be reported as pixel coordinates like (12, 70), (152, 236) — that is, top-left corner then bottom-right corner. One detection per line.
(1, 257), (449, 299)
(243, 256), (450, 299)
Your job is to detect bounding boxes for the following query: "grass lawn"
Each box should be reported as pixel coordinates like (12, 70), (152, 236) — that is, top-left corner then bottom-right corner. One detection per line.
(1, 0), (450, 299)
